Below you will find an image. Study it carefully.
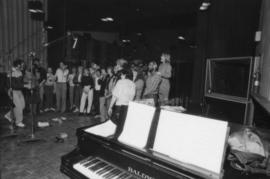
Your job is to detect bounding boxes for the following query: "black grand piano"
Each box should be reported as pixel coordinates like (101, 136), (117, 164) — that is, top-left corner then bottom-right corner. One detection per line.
(61, 102), (230, 179)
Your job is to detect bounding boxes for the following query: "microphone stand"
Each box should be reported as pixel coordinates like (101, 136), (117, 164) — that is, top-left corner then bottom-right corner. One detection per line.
(0, 51), (18, 140)
(18, 52), (46, 144)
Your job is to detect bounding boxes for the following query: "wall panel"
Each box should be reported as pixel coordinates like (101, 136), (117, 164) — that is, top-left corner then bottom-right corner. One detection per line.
(259, 0), (270, 100)
(0, 0), (48, 72)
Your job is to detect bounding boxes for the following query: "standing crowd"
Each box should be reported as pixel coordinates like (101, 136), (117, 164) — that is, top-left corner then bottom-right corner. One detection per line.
(3, 53), (172, 130)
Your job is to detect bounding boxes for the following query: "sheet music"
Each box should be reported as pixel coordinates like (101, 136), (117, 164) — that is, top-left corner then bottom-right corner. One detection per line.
(84, 120), (117, 137)
(118, 101), (156, 149)
(153, 110), (228, 174)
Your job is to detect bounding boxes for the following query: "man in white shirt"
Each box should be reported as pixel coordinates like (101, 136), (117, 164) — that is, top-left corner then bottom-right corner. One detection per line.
(55, 61), (69, 113)
(108, 69), (135, 135)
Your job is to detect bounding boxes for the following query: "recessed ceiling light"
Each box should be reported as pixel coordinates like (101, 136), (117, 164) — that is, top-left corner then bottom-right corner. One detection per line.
(202, 2), (211, 7)
(178, 36), (185, 40)
(101, 17), (114, 22)
(122, 39), (130, 43)
(200, 6), (208, 10)
(29, 9), (37, 13)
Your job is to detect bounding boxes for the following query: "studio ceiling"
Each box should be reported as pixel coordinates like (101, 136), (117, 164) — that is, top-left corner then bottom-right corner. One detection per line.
(62, 0), (202, 32)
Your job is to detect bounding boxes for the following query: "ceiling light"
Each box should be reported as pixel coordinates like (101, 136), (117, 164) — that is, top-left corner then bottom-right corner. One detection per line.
(28, 1), (43, 13)
(200, 6), (208, 10)
(200, 1), (211, 10)
(202, 2), (211, 7)
(122, 39), (130, 43)
(101, 17), (114, 22)
(29, 9), (37, 13)
(178, 36), (185, 40)
(43, 21), (54, 30)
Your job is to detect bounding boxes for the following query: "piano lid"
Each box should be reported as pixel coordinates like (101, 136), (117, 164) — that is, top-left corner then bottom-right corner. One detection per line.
(84, 120), (117, 138)
(152, 110), (229, 178)
(117, 101), (156, 150)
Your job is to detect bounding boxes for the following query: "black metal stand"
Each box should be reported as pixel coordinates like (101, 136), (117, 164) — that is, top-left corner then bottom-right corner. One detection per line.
(18, 53), (46, 144)
(0, 53), (18, 140)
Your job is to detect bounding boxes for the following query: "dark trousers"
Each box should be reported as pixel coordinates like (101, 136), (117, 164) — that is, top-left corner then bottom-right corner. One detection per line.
(55, 83), (67, 113)
(93, 90), (100, 114)
(112, 105), (128, 138)
(44, 85), (54, 108)
(74, 85), (82, 109)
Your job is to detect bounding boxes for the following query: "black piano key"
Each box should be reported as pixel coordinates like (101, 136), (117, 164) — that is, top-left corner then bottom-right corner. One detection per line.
(109, 170), (123, 179)
(97, 165), (114, 175)
(95, 164), (111, 175)
(84, 158), (99, 167)
(106, 169), (122, 179)
(88, 161), (102, 170)
(83, 160), (98, 168)
(79, 156), (94, 165)
(128, 177), (139, 179)
(91, 162), (107, 171)
(117, 173), (131, 179)
(103, 168), (119, 178)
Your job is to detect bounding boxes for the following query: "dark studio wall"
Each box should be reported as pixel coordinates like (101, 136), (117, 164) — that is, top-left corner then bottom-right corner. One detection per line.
(120, 28), (196, 63)
(47, 0), (67, 69)
(191, 0), (262, 105)
(0, 0), (48, 71)
(258, 0), (270, 100)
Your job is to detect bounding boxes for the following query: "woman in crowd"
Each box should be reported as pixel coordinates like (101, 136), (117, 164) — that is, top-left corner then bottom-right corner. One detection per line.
(131, 66), (144, 100)
(108, 69), (136, 135)
(98, 68), (108, 122)
(93, 69), (102, 115)
(158, 53), (172, 105)
(79, 68), (94, 115)
(105, 66), (115, 118)
(73, 66), (83, 113)
(143, 61), (162, 106)
(44, 67), (55, 112)
(68, 66), (76, 111)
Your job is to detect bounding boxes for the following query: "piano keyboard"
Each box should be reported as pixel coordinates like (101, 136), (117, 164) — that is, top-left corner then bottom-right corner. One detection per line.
(73, 156), (139, 179)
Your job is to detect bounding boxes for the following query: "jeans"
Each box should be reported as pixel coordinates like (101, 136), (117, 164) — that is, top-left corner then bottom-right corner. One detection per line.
(69, 86), (74, 108)
(44, 85), (54, 108)
(80, 89), (93, 113)
(6, 90), (25, 125)
(55, 83), (67, 113)
(99, 96), (106, 122)
(74, 85), (82, 109)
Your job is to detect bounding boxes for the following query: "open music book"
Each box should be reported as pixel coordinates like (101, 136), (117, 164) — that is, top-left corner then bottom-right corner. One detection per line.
(153, 110), (228, 176)
(117, 101), (156, 149)
(84, 120), (117, 137)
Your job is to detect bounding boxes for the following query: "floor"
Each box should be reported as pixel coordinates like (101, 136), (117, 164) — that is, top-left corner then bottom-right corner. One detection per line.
(0, 110), (100, 179)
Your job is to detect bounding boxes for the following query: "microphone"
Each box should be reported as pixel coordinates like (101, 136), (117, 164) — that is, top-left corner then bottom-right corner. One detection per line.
(72, 37), (78, 49)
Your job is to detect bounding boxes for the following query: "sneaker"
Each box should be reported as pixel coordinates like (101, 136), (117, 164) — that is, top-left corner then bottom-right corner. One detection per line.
(60, 116), (67, 120)
(44, 108), (50, 112)
(16, 122), (25, 128)
(50, 108), (55, 111)
(94, 114), (101, 118)
(51, 117), (60, 122)
(78, 113), (84, 116)
(40, 109), (44, 113)
(4, 114), (12, 122)
(73, 108), (79, 113)
(38, 122), (50, 128)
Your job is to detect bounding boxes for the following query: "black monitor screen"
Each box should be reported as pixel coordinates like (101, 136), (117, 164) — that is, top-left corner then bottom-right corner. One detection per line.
(210, 58), (251, 98)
